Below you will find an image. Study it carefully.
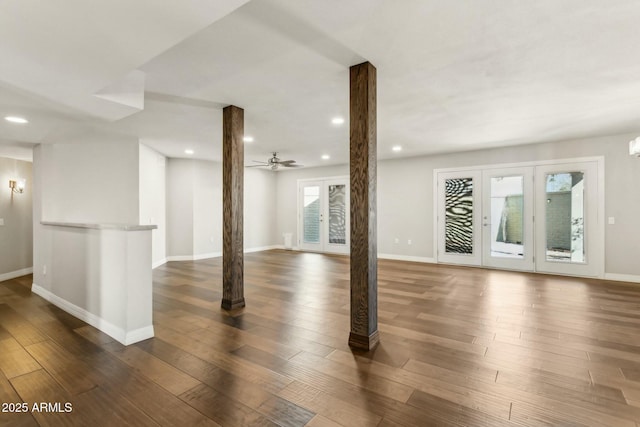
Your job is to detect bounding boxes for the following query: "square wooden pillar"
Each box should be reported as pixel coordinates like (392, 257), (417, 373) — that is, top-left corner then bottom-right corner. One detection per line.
(222, 105), (245, 310)
(349, 62), (379, 350)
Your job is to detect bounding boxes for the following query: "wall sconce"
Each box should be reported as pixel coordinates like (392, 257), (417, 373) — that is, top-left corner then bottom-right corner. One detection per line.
(630, 137), (640, 157)
(9, 179), (25, 194)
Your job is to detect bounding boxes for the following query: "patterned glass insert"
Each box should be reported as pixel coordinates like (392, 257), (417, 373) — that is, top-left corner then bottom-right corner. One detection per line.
(445, 178), (474, 254)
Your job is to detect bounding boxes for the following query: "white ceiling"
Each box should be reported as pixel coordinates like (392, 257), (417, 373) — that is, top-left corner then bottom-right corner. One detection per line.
(2, 0), (640, 167)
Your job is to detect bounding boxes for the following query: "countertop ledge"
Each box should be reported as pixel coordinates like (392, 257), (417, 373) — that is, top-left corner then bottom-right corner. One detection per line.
(41, 221), (157, 231)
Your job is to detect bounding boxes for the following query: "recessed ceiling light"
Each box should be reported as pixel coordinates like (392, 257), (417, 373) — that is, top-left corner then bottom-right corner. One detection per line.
(331, 117), (344, 125)
(392, 146), (402, 152)
(321, 154), (330, 160)
(185, 149), (194, 155)
(4, 116), (28, 124)
(243, 136), (254, 143)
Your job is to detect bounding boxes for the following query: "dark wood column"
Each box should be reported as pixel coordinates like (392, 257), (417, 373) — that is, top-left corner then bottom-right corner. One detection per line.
(222, 105), (245, 310)
(349, 61), (379, 350)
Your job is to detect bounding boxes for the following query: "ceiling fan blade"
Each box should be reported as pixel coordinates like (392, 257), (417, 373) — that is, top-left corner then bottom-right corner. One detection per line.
(250, 153), (302, 169)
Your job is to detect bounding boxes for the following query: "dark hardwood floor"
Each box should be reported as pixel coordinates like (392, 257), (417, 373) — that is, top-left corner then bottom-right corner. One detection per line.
(1, 249), (640, 426)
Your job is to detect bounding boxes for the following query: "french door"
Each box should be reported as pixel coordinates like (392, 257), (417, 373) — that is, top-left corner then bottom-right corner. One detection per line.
(436, 160), (603, 277)
(534, 161), (601, 277)
(482, 167), (534, 271)
(298, 178), (349, 254)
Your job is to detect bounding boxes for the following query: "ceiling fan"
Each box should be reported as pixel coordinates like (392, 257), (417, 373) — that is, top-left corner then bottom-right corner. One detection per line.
(247, 152), (303, 170)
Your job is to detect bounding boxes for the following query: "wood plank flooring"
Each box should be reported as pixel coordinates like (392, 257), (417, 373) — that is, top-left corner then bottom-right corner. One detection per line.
(1, 249), (640, 426)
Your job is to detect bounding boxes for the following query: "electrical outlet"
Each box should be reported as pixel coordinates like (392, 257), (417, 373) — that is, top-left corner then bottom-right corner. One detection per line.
(42, 265), (47, 276)
(0, 218), (4, 226)
(608, 217), (615, 225)
(394, 238), (399, 244)
(408, 239), (412, 245)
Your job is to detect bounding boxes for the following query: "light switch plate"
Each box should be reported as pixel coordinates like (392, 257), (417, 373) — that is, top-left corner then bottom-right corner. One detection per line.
(0, 218), (4, 226)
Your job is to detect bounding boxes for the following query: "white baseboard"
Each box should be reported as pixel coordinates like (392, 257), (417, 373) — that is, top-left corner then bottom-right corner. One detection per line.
(604, 273), (640, 284)
(378, 253), (436, 263)
(123, 326), (155, 345)
(165, 246), (282, 263)
(166, 252), (222, 262)
(245, 245), (282, 253)
(194, 251), (222, 260)
(0, 267), (34, 282)
(31, 283), (154, 345)
(166, 255), (196, 262)
(152, 258), (168, 269)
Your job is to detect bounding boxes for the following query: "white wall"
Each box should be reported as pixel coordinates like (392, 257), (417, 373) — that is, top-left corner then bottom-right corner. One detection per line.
(377, 132), (640, 277)
(378, 156), (432, 259)
(244, 168), (278, 249)
(33, 137), (141, 291)
(139, 144), (167, 266)
(32, 138), (154, 345)
(166, 159), (219, 258)
(166, 159), (278, 260)
(39, 138), (140, 224)
(274, 132), (640, 277)
(0, 157), (33, 279)
(32, 225), (154, 345)
(193, 160), (222, 256)
(166, 159), (195, 257)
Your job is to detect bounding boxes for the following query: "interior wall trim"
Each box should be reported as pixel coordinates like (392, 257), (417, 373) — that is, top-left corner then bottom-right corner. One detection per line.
(378, 254), (435, 263)
(604, 273), (640, 284)
(0, 267), (33, 282)
(31, 283), (154, 345)
(165, 253), (222, 262)
(152, 258), (168, 269)
(162, 245), (282, 265)
(155, 250), (639, 284)
(245, 245), (282, 254)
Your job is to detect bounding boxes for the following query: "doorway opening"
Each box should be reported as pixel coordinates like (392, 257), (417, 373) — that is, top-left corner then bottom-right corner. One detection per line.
(298, 177), (350, 254)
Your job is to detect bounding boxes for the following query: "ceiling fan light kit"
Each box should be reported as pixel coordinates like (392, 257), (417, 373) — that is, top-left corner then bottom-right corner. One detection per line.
(247, 152), (303, 170)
